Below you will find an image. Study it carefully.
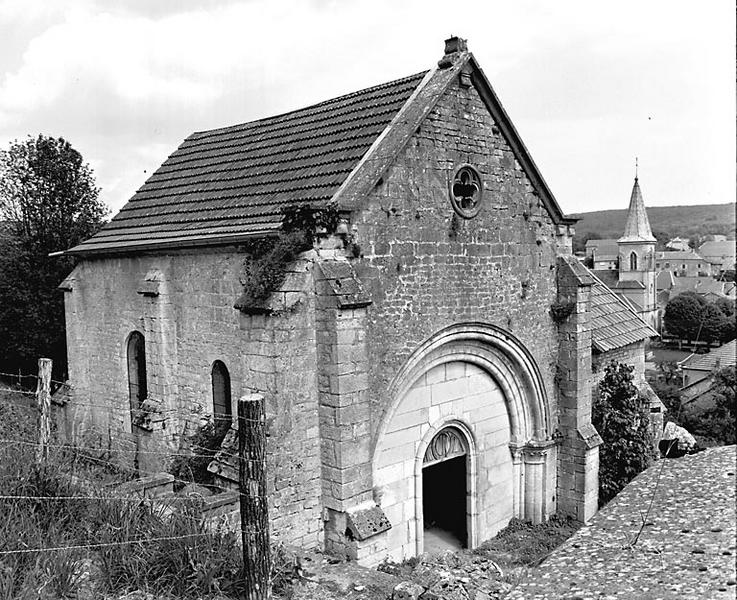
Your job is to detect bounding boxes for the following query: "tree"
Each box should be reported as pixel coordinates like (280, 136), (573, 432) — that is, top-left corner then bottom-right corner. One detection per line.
(701, 303), (730, 345)
(0, 135), (107, 380)
(593, 362), (654, 506)
(664, 293), (705, 341)
(680, 366), (736, 446)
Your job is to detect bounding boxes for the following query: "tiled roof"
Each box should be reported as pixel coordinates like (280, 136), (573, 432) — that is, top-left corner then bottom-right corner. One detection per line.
(672, 277), (736, 298)
(656, 251), (703, 261)
(656, 270), (675, 290)
(591, 269), (619, 288)
(615, 279), (645, 289)
(680, 340), (736, 372)
(69, 72), (428, 254)
(589, 271), (658, 352)
(586, 239), (619, 260)
(698, 241), (736, 260)
(68, 39), (578, 256)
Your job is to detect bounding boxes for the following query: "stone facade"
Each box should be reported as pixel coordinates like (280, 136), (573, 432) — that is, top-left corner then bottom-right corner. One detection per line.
(61, 39), (655, 566)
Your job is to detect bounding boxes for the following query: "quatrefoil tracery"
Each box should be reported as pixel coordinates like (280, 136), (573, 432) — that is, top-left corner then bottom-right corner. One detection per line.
(450, 165), (483, 218)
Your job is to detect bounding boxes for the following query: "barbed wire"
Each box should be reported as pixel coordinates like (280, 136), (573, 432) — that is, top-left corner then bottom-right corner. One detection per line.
(0, 532), (214, 556)
(0, 436), (245, 462)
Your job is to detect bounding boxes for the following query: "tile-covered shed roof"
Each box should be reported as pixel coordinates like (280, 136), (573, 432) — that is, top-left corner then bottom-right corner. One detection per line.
(589, 271), (658, 353)
(680, 340), (736, 372)
(70, 72), (427, 254)
(67, 38), (576, 256)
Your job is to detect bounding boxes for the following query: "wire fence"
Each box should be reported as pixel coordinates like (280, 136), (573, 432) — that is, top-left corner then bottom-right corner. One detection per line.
(0, 367), (270, 577)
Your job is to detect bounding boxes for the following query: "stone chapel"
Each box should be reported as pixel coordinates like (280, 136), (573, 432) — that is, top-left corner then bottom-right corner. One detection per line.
(59, 37), (659, 565)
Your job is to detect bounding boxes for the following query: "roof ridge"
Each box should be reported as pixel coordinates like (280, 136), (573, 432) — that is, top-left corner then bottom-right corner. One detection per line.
(189, 71), (428, 140)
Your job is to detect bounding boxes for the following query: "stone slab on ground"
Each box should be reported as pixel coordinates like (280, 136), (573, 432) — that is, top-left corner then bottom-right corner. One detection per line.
(508, 445), (737, 599)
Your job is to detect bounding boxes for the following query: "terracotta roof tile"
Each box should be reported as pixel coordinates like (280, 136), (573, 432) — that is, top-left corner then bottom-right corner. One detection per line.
(589, 270), (658, 352)
(680, 340), (736, 372)
(70, 71), (427, 254)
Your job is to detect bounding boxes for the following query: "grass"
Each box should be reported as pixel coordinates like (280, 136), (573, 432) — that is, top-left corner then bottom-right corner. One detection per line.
(0, 390), (252, 599)
(475, 516), (581, 566)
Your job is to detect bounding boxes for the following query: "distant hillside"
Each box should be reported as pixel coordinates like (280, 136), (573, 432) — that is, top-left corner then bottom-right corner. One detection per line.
(572, 203), (736, 249)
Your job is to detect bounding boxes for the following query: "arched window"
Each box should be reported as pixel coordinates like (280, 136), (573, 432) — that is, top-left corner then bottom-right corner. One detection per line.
(211, 360), (232, 427)
(629, 252), (638, 270)
(127, 332), (147, 414)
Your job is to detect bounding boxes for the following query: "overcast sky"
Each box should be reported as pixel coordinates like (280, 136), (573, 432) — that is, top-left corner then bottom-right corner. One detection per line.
(0, 0), (734, 217)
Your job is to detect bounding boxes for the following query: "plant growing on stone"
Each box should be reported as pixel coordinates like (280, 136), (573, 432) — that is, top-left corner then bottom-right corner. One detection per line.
(236, 204), (339, 309)
(592, 361), (654, 506)
(169, 417), (229, 488)
(549, 300), (575, 324)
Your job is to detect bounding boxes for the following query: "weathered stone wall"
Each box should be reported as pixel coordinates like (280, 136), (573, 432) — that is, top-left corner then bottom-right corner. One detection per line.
(592, 342), (646, 387)
(341, 76), (568, 557)
(62, 249), (323, 549)
(352, 77), (564, 441)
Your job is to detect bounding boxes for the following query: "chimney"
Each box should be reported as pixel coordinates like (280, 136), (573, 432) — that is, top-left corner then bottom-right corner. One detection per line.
(438, 35), (468, 68)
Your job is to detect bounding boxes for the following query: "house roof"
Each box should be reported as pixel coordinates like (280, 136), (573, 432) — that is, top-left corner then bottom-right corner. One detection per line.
(680, 340), (736, 372)
(585, 238), (619, 260)
(656, 270), (675, 290)
(615, 279), (645, 290)
(698, 241), (736, 261)
(589, 270), (658, 353)
(619, 177), (656, 243)
(656, 251), (703, 261)
(68, 38), (575, 256)
(592, 269), (619, 288)
(671, 277), (735, 298)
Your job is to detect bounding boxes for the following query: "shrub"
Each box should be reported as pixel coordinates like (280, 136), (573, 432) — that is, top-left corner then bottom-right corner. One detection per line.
(169, 418), (229, 489)
(593, 362), (654, 505)
(679, 366), (736, 446)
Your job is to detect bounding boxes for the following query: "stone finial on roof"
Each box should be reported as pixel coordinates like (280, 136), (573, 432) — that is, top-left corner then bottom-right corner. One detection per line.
(619, 176), (656, 243)
(438, 35), (468, 68)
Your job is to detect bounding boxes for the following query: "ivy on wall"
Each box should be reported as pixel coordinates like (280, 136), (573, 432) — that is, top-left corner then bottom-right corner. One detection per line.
(235, 205), (340, 311)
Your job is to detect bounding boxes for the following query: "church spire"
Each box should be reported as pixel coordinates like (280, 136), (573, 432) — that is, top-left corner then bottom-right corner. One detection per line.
(618, 175), (655, 243)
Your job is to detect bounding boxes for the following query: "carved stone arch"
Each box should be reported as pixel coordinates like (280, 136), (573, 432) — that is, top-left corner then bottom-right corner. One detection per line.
(373, 322), (551, 455)
(371, 322), (556, 560)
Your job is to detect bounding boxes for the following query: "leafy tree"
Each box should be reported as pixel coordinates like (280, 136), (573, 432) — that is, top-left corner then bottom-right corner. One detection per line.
(679, 366), (736, 446)
(701, 303), (730, 345)
(714, 297), (736, 318)
(593, 362), (654, 506)
(0, 135), (107, 381)
(664, 293), (705, 341)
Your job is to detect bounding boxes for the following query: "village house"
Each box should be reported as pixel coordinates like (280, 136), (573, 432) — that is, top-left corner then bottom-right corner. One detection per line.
(584, 238), (619, 270)
(665, 236), (690, 252)
(697, 240), (736, 276)
(655, 250), (712, 278)
(59, 38), (660, 565)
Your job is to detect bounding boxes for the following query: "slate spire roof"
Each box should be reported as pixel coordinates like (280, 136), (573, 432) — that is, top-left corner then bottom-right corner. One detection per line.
(68, 37), (574, 256)
(618, 176), (656, 243)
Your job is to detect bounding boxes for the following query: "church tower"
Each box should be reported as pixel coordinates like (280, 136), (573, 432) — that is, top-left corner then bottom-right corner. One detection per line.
(617, 175), (658, 329)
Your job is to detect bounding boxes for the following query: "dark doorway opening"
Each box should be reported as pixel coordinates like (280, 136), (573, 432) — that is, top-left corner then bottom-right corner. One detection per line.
(422, 454), (467, 550)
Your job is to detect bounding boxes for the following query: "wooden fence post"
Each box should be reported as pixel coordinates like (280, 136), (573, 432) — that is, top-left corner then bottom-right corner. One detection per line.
(238, 394), (270, 600)
(35, 358), (52, 462)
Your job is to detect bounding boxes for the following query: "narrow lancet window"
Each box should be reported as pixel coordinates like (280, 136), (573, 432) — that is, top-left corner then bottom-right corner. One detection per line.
(211, 360), (232, 428)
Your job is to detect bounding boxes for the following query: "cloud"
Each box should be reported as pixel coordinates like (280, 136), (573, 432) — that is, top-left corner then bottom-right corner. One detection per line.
(0, 0), (733, 214)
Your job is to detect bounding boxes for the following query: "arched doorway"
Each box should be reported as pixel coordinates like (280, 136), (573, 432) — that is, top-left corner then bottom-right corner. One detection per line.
(371, 323), (555, 562)
(422, 426), (469, 551)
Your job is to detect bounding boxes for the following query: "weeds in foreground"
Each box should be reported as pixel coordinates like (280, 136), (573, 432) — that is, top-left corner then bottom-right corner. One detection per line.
(476, 516), (580, 565)
(0, 397), (248, 599)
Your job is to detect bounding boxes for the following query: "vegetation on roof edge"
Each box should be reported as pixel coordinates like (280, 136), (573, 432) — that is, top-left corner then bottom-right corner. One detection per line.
(235, 204), (340, 311)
